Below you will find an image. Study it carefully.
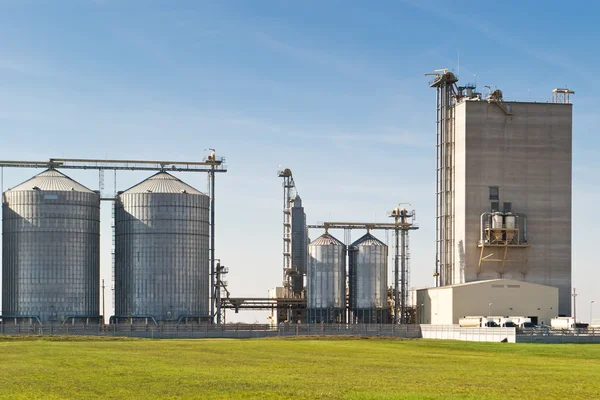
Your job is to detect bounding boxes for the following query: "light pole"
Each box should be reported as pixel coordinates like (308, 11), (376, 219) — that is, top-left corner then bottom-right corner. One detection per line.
(101, 279), (106, 326)
(488, 303), (493, 317)
(591, 301), (595, 324)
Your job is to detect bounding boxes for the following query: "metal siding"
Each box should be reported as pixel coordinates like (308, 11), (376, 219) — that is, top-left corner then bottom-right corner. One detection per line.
(2, 178), (100, 323)
(307, 234), (346, 320)
(8, 169), (96, 193)
(114, 175), (209, 321)
(290, 202), (307, 276)
(121, 171), (205, 195)
(349, 233), (388, 315)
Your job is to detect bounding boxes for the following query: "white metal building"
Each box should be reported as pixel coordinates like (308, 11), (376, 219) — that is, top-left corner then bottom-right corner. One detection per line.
(416, 279), (558, 325)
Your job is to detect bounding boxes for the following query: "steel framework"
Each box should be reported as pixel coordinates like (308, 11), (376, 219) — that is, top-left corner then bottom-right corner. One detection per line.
(308, 215), (418, 325)
(389, 207), (418, 324)
(552, 88), (575, 104)
(477, 226), (531, 277)
(427, 69), (459, 287)
(277, 168), (302, 297)
(0, 155), (227, 324)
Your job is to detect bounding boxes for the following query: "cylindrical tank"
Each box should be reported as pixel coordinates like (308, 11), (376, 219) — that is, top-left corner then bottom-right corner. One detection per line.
(492, 212), (504, 242)
(2, 169), (100, 323)
(504, 213), (515, 229)
(348, 233), (388, 323)
(492, 212), (503, 229)
(114, 172), (209, 323)
(307, 233), (346, 323)
(504, 213), (516, 242)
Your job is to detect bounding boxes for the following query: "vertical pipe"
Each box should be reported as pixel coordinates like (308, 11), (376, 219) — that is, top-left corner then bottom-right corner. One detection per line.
(210, 165), (216, 323)
(282, 177), (286, 287)
(449, 85), (455, 285)
(435, 88), (440, 287)
(216, 263), (221, 324)
(102, 279), (106, 325)
(394, 223), (399, 324)
(438, 85), (447, 286)
(400, 220), (407, 324)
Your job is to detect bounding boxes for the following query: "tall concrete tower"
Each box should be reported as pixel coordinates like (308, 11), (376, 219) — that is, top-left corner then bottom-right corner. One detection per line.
(429, 71), (573, 316)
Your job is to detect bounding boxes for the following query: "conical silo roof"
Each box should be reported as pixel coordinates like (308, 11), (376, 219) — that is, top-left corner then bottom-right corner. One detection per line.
(350, 233), (386, 247)
(310, 233), (344, 246)
(121, 172), (205, 195)
(7, 169), (95, 193)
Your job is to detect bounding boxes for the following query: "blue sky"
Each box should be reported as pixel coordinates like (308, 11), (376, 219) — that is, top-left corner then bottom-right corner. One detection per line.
(0, 0), (598, 322)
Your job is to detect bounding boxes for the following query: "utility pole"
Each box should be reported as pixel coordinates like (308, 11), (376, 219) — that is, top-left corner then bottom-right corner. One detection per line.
(572, 288), (577, 323)
(216, 262), (222, 324)
(101, 279), (106, 325)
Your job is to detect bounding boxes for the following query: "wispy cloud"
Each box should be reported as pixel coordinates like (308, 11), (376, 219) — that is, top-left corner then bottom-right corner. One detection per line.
(400, 0), (594, 84)
(255, 32), (405, 87)
(326, 131), (430, 148)
(0, 58), (50, 76)
(108, 26), (176, 67)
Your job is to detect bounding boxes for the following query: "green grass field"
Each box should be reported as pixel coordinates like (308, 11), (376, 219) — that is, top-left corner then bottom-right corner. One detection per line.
(0, 336), (598, 399)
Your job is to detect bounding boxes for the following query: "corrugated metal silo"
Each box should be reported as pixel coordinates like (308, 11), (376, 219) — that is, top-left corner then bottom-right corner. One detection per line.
(348, 233), (389, 323)
(114, 172), (209, 323)
(307, 233), (346, 323)
(2, 169), (100, 323)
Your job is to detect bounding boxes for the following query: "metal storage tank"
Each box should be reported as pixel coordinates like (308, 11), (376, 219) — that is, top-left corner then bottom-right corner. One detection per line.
(2, 169), (100, 324)
(492, 212), (504, 242)
(505, 213), (516, 242)
(348, 233), (388, 323)
(114, 172), (209, 324)
(307, 233), (346, 323)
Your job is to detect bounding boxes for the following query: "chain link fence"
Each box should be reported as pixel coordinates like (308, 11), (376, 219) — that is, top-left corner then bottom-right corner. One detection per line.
(4, 322), (598, 343)
(516, 328), (600, 343)
(0, 323), (422, 339)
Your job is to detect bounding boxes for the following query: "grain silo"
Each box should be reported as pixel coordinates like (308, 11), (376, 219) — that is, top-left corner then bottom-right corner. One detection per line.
(307, 233), (346, 323)
(114, 172), (209, 324)
(348, 233), (389, 323)
(2, 169), (100, 324)
(429, 73), (572, 316)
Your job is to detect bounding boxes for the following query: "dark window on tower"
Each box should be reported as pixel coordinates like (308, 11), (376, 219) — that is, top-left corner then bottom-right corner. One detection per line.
(489, 186), (499, 200)
(491, 201), (499, 212)
(503, 202), (512, 213)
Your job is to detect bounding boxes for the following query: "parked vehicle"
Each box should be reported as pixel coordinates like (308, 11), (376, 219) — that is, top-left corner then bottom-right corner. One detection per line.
(458, 317), (483, 327)
(551, 317), (575, 330)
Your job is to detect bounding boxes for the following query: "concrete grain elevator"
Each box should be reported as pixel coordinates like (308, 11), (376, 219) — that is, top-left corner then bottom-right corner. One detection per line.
(429, 70), (572, 316)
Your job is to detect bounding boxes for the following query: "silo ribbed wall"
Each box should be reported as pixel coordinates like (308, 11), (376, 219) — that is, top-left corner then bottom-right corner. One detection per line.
(307, 233), (346, 323)
(348, 233), (389, 323)
(2, 170), (100, 323)
(114, 173), (209, 322)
